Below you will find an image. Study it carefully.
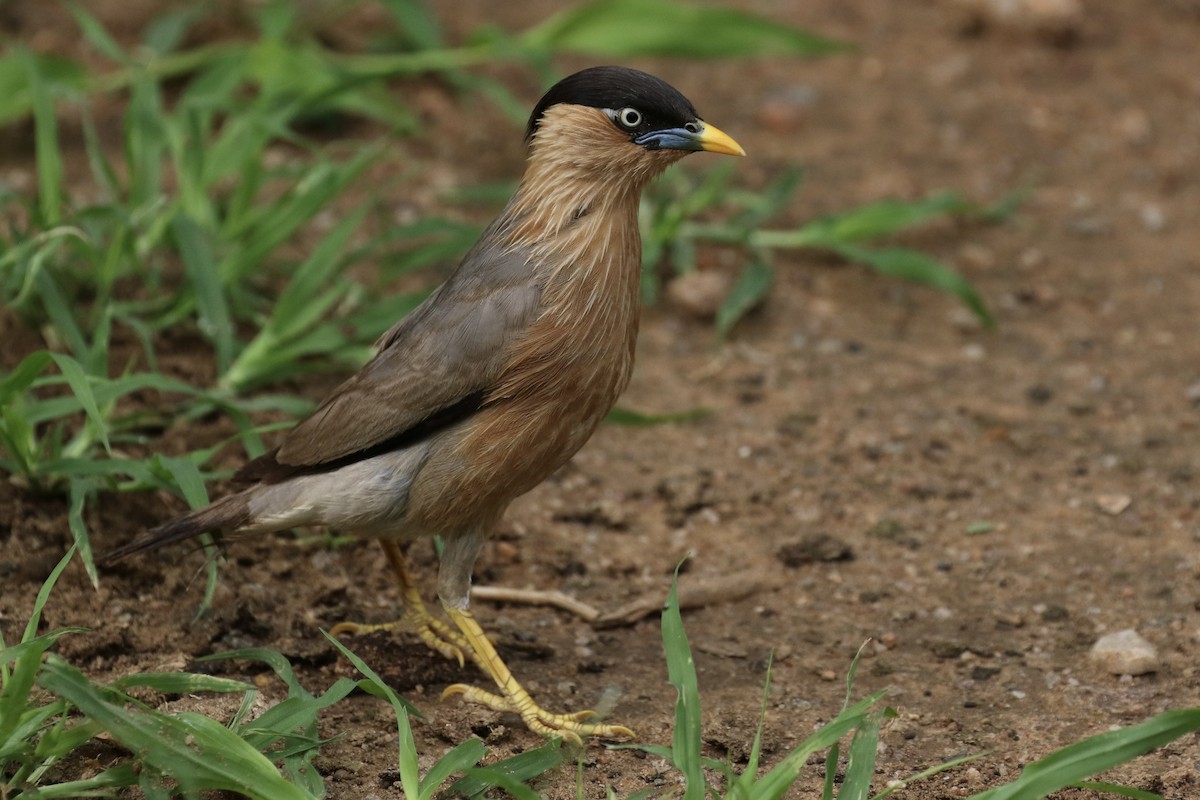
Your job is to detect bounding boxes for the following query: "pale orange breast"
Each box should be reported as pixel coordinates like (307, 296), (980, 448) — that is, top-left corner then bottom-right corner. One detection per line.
(408, 203), (643, 534)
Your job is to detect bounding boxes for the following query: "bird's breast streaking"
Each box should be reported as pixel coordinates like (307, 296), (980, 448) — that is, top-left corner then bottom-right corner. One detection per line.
(406, 129), (648, 533)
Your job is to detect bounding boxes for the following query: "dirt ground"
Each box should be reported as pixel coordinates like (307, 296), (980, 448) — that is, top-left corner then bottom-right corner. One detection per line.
(3, 1), (1200, 797)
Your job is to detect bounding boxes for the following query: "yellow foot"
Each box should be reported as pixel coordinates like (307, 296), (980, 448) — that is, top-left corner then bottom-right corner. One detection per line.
(442, 605), (634, 743)
(331, 539), (473, 665)
(331, 612), (469, 667)
(442, 683), (634, 744)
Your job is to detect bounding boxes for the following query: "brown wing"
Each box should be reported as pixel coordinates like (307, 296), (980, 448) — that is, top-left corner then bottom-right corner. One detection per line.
(237, 236), (540, 483)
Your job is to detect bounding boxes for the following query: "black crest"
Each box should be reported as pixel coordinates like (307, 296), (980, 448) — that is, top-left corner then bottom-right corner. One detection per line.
(525, 66), (699, 142)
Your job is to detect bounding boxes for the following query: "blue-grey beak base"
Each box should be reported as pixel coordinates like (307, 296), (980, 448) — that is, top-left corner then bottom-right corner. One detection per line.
(633, 121), (745, 157)
(633, 127), (704, 152)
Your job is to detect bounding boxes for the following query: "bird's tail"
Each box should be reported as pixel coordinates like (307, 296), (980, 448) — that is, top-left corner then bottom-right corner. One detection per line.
(100, 492), (252, 566)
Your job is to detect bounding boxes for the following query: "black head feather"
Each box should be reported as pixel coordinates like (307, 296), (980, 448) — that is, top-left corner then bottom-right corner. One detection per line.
(525, 66), (700, 143)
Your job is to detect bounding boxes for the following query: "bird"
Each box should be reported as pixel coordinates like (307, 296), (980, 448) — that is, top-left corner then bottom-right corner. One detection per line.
(102, 65), (745, 741)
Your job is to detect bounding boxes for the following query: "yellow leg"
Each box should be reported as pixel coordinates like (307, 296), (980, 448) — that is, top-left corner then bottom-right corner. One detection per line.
(441, 605), (634, 743)
(331, 540), (470, 667)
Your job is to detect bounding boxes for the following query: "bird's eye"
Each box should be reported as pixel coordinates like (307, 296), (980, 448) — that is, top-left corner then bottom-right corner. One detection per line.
(616, 107), (643, 129)
(684, 121), (700, 134)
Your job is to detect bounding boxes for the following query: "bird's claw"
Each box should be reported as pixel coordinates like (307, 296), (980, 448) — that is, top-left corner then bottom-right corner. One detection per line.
(442, 683), (634, 742)
(331, 616), (467, 668)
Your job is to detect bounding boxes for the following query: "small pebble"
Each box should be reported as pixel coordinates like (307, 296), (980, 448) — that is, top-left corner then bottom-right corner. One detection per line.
(962, 343), (987, 361)
(666, 271), (731, 319)
(1090, 629), (1160, 675)
(1115, 107), (1152, 145)
(493, 541), (520, 563)
(1095, 494), (1132, 515)
(1185, 380), (1200, 405)
(955, 0), (1084, 37)
(1139, 204), (1166, 232)
(775, 533), (854, 567)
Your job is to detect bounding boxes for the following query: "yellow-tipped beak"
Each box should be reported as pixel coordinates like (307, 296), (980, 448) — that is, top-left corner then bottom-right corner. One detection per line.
(695, 121), (746, 157)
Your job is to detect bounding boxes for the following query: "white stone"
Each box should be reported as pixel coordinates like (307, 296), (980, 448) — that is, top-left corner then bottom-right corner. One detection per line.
(1089, 629), (1159, 675)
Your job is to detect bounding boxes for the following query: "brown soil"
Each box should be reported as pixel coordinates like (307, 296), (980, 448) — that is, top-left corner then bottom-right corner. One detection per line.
(4, 1), (1200, 798)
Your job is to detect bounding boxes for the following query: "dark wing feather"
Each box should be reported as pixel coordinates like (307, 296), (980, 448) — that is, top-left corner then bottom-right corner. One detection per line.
(238, 234), (540, 483)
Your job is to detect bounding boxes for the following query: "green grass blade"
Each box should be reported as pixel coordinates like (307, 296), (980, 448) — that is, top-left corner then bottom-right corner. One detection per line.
(0, 51), (85, 126)
(623, 790), (658, 800)
(273, 207), (367, 339)
(1, 548), (76, 768)
(0, 635), (61, 750)
(730, 167), (804, 232)
(969, 707), (1200, 800)
(380, 0), (445, 50)
(457, 768), (541, 800)
(49, 354), (110, 454)
(1069, 782), (1165, 800)
(36, 269), (88, 362)
(174, 710), (318, 799)
(22, 48), (64, 226)
(80, 106), (120, 200)
(418, 739), (488, 800)
(124, 73), (167, 207)
(68, 477), (101, 589)
(314, 636), (502, 798)
(224, 207), (367, 391)
(157, 452), (221, 620)
(173, 214), (235, 374)
(157, 455), (211, 508)
(834, 244), (994, 328)
(661, 562), (705, 800)
(200, 647), (306, 695)
(448, 739), (563, 798)
(232, 681), (353, 795)
(111, 673), (252, 695)
(729, 654), (773, 796)
(320, 630), (421, 717)
(753, 692), (887, 799)
(520, 0), (847, 58)
(0, 351), (54, 406)
(29, 701), (97, 759)
(840, 715), (880, 800)
(25, 371), (205, 426)
(16, 766), (138, 798)
(221, 149), (377, 283)
(767, 193), (972, 248)
(238, 685), (357, 749)
(821, 741), (839, 800)
(142, 7), (203, 55)
(25, 456), (160, 485)
(65, 1), (131, 64)
(322, 632), (428, 795)
(37, 655), (317, 799)
(842, 641), (869, 712)
(869, 753), (982, 800)
(716, 254), (773, 336)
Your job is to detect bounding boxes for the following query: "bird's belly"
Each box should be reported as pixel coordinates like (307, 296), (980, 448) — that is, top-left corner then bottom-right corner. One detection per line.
(407, 350), (632, 533)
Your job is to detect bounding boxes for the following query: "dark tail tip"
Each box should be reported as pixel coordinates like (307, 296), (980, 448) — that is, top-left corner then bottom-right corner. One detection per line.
(100, 494), (250, 566)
